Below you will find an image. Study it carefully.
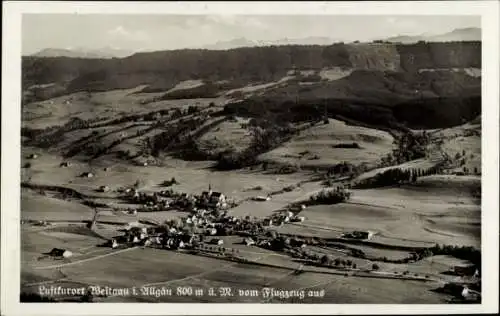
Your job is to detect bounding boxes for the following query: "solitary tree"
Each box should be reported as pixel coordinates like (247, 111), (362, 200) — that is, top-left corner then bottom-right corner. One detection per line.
(320, 255), (329, 266)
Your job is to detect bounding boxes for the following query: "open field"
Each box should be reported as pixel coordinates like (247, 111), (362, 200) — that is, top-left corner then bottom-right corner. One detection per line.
(21, 225), (455, 303)
(259, 119), (394, 169)
(22, 87), (225, 130)
(198, 117), (253, 154)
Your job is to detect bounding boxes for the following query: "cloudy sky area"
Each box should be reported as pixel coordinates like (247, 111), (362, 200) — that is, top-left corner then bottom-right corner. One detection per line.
(22, 14), (480, 54)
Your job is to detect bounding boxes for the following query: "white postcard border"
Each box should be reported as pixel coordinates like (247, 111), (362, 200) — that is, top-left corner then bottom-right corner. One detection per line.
(2, 1), (499, 315)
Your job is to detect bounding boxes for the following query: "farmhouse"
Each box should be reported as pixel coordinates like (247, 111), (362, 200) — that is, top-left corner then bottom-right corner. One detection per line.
(263, 218), (273, 227)
(254, 195), (271, 202)
(341, 231), (374, 240)
(452, 264), (479, 277)
(49, 248), (73, 258)
(208, 192), (226, 208)
(98, 185), (110, 193)
(244, 237), (256, 246)
(80, 172), (94, 178)
(440, 282), (481, 301)
(210, 238), (224, 245)
(290, 216), (305, 223)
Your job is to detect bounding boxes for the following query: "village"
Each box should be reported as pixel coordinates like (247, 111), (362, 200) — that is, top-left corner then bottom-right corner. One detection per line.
(102, 182), (314, 253)
(23, 158), (482, 304)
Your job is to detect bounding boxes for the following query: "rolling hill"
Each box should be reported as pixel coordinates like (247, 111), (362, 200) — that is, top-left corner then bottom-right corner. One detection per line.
(21, 40), (481, 166)
(22, 41), (480, 100)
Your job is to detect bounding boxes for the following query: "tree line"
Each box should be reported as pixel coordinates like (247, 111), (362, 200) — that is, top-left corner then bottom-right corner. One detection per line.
(354, 165), (444, 189)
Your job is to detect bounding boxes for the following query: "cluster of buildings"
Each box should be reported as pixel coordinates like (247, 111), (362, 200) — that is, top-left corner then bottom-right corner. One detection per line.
(123, 185), (231, 213)
(263, 209), (305, 227)
(101, 183), (316, 259)
(246, 234), (308, 252)
(111, 224), (201, 250)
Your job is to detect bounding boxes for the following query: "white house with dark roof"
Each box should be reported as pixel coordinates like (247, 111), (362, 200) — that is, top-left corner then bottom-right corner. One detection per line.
(209, 192), (226, 208)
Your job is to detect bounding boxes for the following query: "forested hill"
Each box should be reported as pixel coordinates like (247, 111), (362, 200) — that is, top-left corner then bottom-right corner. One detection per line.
(23, 41), (481, 99)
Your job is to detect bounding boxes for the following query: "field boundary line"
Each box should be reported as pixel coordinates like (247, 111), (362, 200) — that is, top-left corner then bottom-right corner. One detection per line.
(23, 278), (68, 287)
(33, 246), (138, 270)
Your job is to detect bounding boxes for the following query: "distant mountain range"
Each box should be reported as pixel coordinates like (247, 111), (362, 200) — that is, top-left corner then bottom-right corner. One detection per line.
(200, 36), (340, 50)
(28, 27), (480, 58)
(30, 47), (135, 59)
(199, 28), (481, 50)
(385, 27), (481, 44)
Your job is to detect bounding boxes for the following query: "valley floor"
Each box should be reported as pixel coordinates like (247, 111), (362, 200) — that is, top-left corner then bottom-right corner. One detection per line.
(20, 149), (480, 303)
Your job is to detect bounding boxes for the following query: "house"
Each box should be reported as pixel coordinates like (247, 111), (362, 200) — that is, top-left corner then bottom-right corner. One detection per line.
(28, 154), (39, 159)
(81, 172), (94, 178)
(49, 248), (72, 258)
(440, 282), (479, 301)
(141, 239), (152, 247)
(210, 238), (224, 245)
(254, 196), (271, 202)
(98, 185), (110, 193)
(153, 236), (162, 245)
(263, 218), (273, 226)
(341, 231), (374, 240)
(207, 228), (217, 236)
(201, 191), (210, 198)
(244, 237), (256, 246)
(452, 264), (478, 277)
(60, 162), (71, 167)
(290, 216), (305, 223)
(258, 240), (271, 248)
(209, 192), (226, 207)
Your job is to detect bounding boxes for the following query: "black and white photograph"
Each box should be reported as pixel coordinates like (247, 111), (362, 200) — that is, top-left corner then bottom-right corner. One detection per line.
(2, 1), (499, 315)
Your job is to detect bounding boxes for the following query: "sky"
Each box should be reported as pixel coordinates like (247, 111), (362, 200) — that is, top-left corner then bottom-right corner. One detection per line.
(22, 14), (481, 55)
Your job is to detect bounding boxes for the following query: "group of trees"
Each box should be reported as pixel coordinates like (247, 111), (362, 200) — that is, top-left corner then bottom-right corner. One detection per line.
(288, 248), (360, 270)
(214, 122), (299, 170)
(309, 187), (351, 205)
(346, 243), (480, 267)
(326, 161), (358, 177)
(428, 244), (481, 266)
(147, 117), (205, 156)
(354, 165), (444, 189)
(332, 142), (361, 149)
(194, 244), (239, 255)
(381, 131), (430, 167)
